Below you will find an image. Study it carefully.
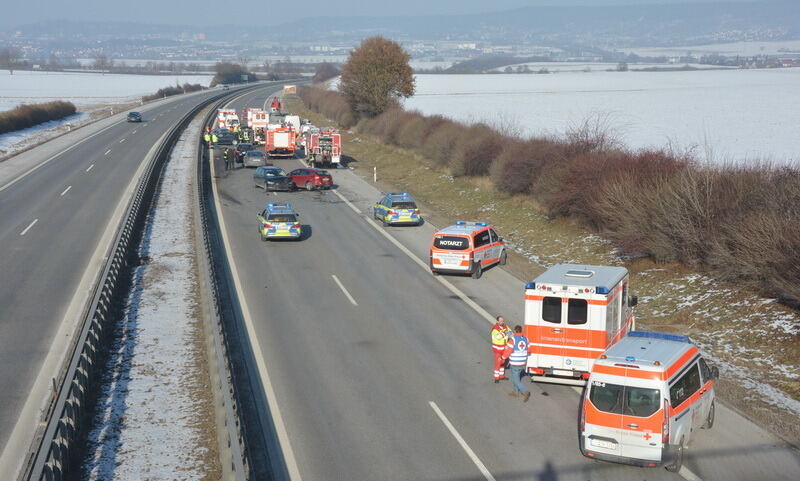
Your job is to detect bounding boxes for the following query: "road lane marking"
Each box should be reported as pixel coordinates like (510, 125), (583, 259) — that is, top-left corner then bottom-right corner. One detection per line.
(679, 466), (704, 481)
(104, 149), (111, 155)
(20, 219), (38, 236)
(331, 274), (358, 306)
(429, 401), (496, 481)
(330, 188), (495, 324)
(86, 164), (94, 172)
(60, 185), (72, 196)
(208, 97), (303, 481)
(119, 138), (125, 143)
(132, 129), (137, 134)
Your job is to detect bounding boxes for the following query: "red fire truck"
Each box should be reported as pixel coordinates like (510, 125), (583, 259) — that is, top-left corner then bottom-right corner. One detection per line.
(305, 127), (342, 167)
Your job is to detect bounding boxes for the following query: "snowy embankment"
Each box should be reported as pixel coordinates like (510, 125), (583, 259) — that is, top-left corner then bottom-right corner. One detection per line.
(0, 70), (213, 158)
(81, 116), (220, 480)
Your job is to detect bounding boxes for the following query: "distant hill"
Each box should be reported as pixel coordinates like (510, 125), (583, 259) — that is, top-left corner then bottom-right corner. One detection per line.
(4, 1), (799, 47)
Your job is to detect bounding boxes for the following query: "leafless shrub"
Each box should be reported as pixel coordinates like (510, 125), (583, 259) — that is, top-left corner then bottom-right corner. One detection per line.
(424, 121), (464, 168)
(0, 101), (77, 134)
(564, 112), (621, 156)
(449, 124), (505, 177)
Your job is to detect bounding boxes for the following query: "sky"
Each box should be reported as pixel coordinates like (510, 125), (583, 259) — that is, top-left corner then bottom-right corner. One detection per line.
(2, 0), (753, 28)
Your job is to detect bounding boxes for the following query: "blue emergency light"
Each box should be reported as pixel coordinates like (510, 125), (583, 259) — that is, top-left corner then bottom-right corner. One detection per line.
(625, 356), (636, 362)
(525, 282), (536, 289)
(595, 286), (609, 294)
(475, 222), (488, 226)
(455, 221), (466, 225)
(266, 203), (291, 209)
(628, 331), (692, 343)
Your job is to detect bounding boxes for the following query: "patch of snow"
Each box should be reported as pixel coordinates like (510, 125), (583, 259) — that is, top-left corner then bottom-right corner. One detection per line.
(0, 111), (87, 157)
(82, 116), (215, 480)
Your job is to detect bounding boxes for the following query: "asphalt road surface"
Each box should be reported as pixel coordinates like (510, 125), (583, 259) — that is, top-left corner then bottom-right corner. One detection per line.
(0, 84), (280, 474)
(214, 94), (800, 480)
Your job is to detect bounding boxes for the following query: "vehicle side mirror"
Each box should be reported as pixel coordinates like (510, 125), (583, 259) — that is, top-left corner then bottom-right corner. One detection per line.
(498, 237), (504, 242)
(711, 366), (719, 379)
(628, 296), (638, 307)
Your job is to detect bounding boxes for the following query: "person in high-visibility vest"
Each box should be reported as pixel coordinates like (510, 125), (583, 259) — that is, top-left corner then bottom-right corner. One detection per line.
(211, 133), (218, 145)
(503, 325), (531, 402)
(203, 132), (211, 146)
(490, 316), (512, 382)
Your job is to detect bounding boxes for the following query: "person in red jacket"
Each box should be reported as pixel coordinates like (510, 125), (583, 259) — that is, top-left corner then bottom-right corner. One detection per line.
(490, 316), (512, 383)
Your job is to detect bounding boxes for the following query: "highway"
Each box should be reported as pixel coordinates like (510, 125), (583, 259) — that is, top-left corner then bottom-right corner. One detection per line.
(0, 84), (280, 476)
(212, 93), (800, 480)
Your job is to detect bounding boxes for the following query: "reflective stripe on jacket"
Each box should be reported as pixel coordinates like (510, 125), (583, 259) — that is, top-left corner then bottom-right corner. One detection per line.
(508, 334), (529, 366)
(491, 324), (511, 352)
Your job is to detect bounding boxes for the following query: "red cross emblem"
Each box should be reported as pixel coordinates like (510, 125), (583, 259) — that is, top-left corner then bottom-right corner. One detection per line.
(643, 432), (652, 440)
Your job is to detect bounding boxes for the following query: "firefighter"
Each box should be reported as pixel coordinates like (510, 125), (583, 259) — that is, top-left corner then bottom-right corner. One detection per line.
(223, 148), (232, 170)
(504, 325), (531, 402)
(490, 316), (513, 383)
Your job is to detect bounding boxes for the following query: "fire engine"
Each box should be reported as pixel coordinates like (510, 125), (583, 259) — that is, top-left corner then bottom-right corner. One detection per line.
(305, 127), (342, 167)
(524, 264), (637, 385)
(265, 126), (297, 158)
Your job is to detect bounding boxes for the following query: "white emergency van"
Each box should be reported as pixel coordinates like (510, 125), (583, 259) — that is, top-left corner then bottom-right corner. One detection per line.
(580, 331), (719, 472)
(524, 264), (637, 385)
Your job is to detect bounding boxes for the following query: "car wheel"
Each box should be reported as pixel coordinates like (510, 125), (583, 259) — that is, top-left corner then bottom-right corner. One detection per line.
(665, 437), (684, 473)
(305, 182), (314, 191)
(380, 215), (387, 226)
(472, 261), (483, 279)
(260, 233), (268, 242)
(499, 249), (508, 266)
(703, 401), (715, 429)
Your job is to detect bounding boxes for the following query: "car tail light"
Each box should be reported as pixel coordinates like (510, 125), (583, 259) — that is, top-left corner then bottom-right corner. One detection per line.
(413, 209), (420, 215)
(662, 399), (670, 444)
(263, 223), (272, 229)
(388, 210), (397, 216)
(292, 224), (300, 229)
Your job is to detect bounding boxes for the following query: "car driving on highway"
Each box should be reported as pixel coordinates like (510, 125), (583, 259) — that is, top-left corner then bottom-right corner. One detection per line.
(257, 203), (302, 241)
(288, 168), (333, 190)
(253, 167), (294, 192)
(373, 192), (422, 226)
(127, 111), (142, 122)
(242, 150), (270, 168)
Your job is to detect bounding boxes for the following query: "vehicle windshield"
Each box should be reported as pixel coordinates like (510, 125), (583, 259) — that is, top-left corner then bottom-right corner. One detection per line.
(589, 381), (661, 417)
(434, 235), (469, 250)
(392, 201), (417, 209)
(268, 214), (297, 223)
(264, 169), (285, 177)
(314, 170), (330, 176)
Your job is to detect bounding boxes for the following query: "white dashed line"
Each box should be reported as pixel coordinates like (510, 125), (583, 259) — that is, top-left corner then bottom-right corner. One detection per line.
(20, 219), (38, 236)
(132, 129), (137, 134)
(679, 466), (704, 481)
(331, 275), (358, 306)
(104, 149), (111, 155)
(86, 164), (94, 172)
(119, 139), (125, 143)
(60, 185), (72, 196)
(429, 401), (496, 481)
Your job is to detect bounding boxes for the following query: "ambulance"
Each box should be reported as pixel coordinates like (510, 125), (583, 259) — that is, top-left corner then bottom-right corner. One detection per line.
(580, 331), (718, 472)
(429, 221), (507, 279)
(524, 264), (637, 385)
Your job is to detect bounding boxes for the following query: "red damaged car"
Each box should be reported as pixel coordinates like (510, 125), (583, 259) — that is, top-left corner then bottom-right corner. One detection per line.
(288, 168), (333, 190)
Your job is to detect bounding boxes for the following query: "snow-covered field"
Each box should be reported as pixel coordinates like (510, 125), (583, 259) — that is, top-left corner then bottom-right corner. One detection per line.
(404, 69), (800, 164)
(82, 117), (219, 480)
(0, 70), (213, 112)
(622, 39), (800, 58)
(491, 62), (732, 72)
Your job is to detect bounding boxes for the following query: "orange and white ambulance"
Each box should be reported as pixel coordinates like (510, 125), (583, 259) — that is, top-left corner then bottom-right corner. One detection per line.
(524, 264), (636, 385)
(580, 331), (718, 471)
(429, 222), (506, 279)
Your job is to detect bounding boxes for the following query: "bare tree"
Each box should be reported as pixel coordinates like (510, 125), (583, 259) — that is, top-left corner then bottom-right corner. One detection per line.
(93, 52), (113, 73)
(0, 47), (21, 74)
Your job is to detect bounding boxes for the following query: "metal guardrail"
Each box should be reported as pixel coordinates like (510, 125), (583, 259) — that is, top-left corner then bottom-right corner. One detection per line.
(21, 84), (264, 481)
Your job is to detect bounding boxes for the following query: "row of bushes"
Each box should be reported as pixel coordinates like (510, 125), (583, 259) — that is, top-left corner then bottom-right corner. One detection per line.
(298, 86), (800, 306)
(0, 101), (77, 134)
(141, 83), (204, 102)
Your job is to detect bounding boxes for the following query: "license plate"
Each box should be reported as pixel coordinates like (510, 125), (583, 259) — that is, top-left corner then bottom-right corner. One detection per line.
(591, 439), (617, 450)
(553, 369), (574, 377)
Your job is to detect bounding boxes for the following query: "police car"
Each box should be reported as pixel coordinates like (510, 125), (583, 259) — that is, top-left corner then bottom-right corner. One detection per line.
(257, 203), (302, 241)
(373, 192), (422, 226)
(429, 221), (506, 279)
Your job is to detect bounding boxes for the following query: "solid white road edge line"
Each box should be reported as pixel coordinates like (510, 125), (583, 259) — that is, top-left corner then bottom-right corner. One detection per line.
(330, 189), (495, 324)
(679, 465), (704, 481)
(85, 164), (94, 172)
(331, 274), (358, 306)
(429, 401), (497, 481)
(19, 219), (38, 236)
(0, 129), (171, 479)
(60, 186), (71, 197)
(209, 107), (303, 480)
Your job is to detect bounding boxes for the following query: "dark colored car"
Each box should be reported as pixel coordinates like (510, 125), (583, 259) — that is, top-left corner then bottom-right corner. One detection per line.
(127, 111), (142, 122)
(253, 167), (294, 191)
(216, 131), (236, 145)
(235, 142), (253, 162)
(288, 168), (333, 190)
(243, 150), (271, 168)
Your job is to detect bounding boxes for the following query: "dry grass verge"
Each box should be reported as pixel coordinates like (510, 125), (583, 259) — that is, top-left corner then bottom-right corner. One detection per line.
(288, 94), (800, 445)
